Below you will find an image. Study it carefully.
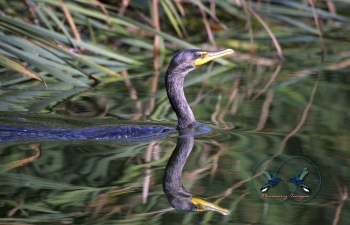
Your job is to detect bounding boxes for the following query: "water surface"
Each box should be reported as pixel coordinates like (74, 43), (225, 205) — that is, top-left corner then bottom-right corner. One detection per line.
(1, 56), (350, 224)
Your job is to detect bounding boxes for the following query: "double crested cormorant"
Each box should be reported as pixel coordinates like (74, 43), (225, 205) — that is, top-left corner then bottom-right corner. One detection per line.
(0, 49), (234, 213)
(163, 129), (230, 215)
(165, 49), (234, 130)
(162, 50), (233, 214)
(0, 49), (233, 141)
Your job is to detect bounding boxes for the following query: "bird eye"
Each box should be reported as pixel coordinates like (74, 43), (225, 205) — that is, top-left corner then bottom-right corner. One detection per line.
(193, 206), (198, 211)
(196, 52), (202, 58)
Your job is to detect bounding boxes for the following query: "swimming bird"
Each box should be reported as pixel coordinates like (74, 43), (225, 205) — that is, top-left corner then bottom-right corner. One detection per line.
(0, 49), (234, 141)
(0, 49), (234, 213)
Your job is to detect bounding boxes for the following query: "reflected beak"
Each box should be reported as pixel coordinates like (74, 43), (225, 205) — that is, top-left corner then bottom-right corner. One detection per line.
(194, 49), (234, 67)
(192, 197), (231, 215)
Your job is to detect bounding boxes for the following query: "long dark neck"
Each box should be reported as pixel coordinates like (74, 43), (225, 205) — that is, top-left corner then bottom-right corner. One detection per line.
(162, 130), (230, 214)
(163, 135), (194, 191)
(163, 134), (194, 210)
(165, 71), (195, 129)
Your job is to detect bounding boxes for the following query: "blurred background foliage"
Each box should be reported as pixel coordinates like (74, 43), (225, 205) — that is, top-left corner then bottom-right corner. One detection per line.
(0, 0), (350, 224)
(0, 0), (349, 89)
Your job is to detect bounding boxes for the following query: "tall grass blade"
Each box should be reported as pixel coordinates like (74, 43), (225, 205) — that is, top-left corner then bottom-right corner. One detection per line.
(160, 0), (183, 38)
(0, 54), (44, 83)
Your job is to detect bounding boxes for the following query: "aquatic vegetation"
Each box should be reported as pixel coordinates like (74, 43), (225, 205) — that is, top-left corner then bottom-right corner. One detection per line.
(1, 1), (350, 224)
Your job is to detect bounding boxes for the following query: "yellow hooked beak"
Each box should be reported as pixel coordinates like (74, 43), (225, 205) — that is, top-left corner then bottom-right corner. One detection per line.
(194, 49), (234, 67)
(191, 196), (231, 215)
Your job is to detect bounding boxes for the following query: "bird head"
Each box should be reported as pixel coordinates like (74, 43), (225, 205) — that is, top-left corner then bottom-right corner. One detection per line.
(165, 189), (230, 215)
(191, 196), (231, 215)
(167, 49), (234, 76)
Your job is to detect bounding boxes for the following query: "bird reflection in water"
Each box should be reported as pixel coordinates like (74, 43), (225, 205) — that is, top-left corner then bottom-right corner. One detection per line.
(163, 128), (230, 215)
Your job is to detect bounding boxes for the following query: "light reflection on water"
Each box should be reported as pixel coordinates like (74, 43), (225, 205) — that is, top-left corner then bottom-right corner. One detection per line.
(1, 70), (350, 224)
(1, 129), (348, 224)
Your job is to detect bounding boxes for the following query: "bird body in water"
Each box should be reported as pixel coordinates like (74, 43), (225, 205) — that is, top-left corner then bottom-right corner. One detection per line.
(0, 49), (234, 141)
(0, 49), (234, 214)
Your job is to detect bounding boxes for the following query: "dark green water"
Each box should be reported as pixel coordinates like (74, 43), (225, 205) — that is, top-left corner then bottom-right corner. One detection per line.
(1, 58), (350, 224)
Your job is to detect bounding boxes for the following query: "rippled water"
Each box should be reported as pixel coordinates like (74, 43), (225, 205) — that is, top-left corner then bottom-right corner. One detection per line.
(1, 60), (350, 224)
